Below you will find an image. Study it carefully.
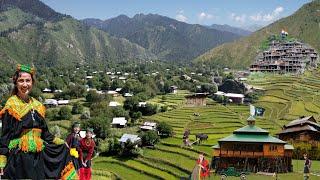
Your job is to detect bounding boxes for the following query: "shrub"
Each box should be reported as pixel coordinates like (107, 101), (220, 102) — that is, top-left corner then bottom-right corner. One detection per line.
(140, 130), (159, 146)
(82, 116), (110, 139)
(58, 106), (72, 120)
(157, 122), (173, 137)
(71, 102), (84, 114)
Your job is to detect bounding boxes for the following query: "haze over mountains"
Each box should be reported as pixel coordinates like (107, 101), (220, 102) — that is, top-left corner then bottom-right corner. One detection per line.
(83, 14), (242, 62)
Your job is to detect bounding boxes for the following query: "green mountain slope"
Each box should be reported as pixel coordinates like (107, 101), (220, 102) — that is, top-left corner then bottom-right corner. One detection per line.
(195, 0), (320, 69)
(83, 14), (241, 62)
(0, 5), (156, 72)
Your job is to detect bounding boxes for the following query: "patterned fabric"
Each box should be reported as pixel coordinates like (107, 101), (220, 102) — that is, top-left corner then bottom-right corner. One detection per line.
(0, 95), (45, 121)
(8, 128), (45, 153)
(61, 161), (78, 180)
(17, 64), (35, 75)
(0, 155), (7, 168)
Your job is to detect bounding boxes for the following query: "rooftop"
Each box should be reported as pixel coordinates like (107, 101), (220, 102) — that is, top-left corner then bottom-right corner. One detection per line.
(219, 134), (286, 144)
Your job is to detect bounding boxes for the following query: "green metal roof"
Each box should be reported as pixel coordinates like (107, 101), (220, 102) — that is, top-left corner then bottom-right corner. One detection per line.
(218, 134), (286, 144)
(234, 125), (269, 135)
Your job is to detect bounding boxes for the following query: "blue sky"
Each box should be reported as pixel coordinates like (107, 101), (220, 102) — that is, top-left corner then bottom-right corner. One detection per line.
(41, 0), (310, 28)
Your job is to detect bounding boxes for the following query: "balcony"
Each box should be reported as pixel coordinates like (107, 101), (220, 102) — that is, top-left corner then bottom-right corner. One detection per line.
(220, 150), (264, 157)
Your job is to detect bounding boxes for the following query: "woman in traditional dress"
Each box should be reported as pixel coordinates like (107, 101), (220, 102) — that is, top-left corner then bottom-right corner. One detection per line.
(79, 128), (95, 180)
(66, 121), (81, 170)
(0, 64), (77, 179)
(190, 152), (210, 180)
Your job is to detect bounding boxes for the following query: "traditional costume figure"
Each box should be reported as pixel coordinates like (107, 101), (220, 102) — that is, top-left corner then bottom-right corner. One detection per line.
(0, 64), (77, 179)
(79, 128), (96, 180)
(190, 153), (210, 180)
(303, 154), (311, 180)
(66, 121), (81, 170)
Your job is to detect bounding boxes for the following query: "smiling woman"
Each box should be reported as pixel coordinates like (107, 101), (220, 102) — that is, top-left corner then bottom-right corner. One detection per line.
(0, 64), (78, 179)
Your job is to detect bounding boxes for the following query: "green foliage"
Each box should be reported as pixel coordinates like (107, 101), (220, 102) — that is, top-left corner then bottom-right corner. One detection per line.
(219, 79), (245, 94)
(156, 122), (173, 137)
(86, 90), (103, 103)
(71, 102), (84, 114)
(46, 108), (59, 121)
(199, 83), (218, 94)
(140, 130), (160, 146)
(82, 116), (110, 139)
(58, 106), (72, 120)
(119, 140), (142, 157)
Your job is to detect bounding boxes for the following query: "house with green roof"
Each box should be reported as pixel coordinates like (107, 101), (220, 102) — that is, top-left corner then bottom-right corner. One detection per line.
(212, 116), (293, 173)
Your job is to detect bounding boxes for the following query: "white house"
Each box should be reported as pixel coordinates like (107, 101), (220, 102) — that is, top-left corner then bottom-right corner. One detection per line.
(42, 88), (52, 93)
(43, 99), (58, 107)
(170, 86), (178, 94)
(107, 91), (119, 97)
(86, 76), (93, 79)
(111, 117), (127, 128)
(124, 93), (133, 97)
(119, 134), (141, 145)
(140, 122), (157, 131)
(214, 91), (245, 104)
(138, 102), (147, 107)
(115, 88), (122, 92)
(57, 100), (70, 105)
(109, 101), (120, 107)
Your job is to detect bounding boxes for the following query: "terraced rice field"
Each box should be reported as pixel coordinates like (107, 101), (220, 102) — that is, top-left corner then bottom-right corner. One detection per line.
(88, 71), (320, 179)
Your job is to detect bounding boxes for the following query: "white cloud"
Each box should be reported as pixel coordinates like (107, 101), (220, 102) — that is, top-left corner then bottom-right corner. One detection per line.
(198, 12), (214, 21)
(249, 6), (284, 22)
(230, 13), (246, 24)
(176, 14), (188, 22)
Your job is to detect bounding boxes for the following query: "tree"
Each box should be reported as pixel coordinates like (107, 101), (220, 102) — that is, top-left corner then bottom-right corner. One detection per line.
(200, 83), (218, 94)
(140, 131), (159, 146)
(219, 79), (245, 94)
(86, 90), (103, 103)
(157, 122), (173, 137)
(82, 116), (110, 139)
(72, 102), (84, 114)
(58, 106), (72, 120)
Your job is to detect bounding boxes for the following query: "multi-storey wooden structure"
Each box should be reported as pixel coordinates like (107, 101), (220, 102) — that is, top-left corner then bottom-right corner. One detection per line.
(212, 116), (293, 173)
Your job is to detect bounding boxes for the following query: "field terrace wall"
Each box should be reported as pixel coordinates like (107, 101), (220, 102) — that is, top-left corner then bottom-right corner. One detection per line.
(250, 40), (318, 74)
(212, 116), (294, 173)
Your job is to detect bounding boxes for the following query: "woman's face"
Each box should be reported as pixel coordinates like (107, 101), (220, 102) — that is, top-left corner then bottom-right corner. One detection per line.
(16, 72), (33, 98)
(86, 131), (93, 139)
(73, 126), (80, 133)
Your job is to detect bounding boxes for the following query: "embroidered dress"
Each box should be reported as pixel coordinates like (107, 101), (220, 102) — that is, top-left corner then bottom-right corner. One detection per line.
(79, 138), (95, 180)
(66, 132), (81, 170)
(0, 95), (77, 179)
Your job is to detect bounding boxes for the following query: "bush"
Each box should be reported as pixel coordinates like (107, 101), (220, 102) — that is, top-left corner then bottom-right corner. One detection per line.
(157, 122), (173, 137)
(119, 140), (142, 157)
(140, 130), (159, 146)
(71, 102), (84, 114)
(46, 108), (59, 121)
(58, 106), (72, 120)
(86, 90), (103, 103)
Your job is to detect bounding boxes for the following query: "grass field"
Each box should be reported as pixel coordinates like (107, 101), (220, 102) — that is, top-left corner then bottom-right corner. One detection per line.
(47, 70), (320, 179)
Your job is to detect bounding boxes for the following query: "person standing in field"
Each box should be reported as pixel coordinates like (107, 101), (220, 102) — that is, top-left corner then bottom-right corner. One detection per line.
(79, 128), (96, 180)
(66, 121), (82, 170)
(303, 153), (311, 180)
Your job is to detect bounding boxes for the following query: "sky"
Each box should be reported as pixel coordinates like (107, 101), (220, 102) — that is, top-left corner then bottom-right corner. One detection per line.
(40, 0), (310, 30)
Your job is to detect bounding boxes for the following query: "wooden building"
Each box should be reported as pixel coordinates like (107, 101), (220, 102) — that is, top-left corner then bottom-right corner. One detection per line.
(212, 116), (293, 173)
(278, 116), (320, 142)
(185, 93), (208, 106)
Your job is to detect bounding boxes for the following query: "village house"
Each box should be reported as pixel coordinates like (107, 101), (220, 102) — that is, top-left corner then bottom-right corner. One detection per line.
(140, 122), (157, 131)
(170, 86), (178, 94)
(277, 116), (320, 143)
(214, 91), (245, 104)
(57, 100), (69, 105)
(138, 102), (147, 107)
(212, 116), (293, 173)
(107, 90), (119, 97)
(185, 93), (208, 106)
(42, 88), (52, 93)
(111, 117), (127, 128)
(124, 93), (133, 97)
(43, 99), (58, 107)
(119, 134), (141, 147)
(109, 101), (120, 107)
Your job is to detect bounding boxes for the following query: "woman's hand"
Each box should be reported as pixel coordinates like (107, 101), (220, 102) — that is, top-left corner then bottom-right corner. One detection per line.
(0, 168), (3, 175)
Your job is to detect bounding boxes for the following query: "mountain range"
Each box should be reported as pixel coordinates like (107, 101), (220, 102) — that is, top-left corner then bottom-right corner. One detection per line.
(83, 14), (241, 61)
(208, 24), (252, 36)
(195, 0), (320, 69)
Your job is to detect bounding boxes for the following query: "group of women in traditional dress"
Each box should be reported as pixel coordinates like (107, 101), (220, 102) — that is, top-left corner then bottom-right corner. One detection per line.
(0, 64), (95, 179)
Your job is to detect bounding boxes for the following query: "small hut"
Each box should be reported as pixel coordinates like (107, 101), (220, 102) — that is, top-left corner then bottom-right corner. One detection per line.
(185, 93), (208, 106)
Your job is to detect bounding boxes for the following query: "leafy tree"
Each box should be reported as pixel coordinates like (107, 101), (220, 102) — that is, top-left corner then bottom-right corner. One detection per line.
(58, 106), (72, 120)
(219, 79), (245, 94)
(157, 122), (173, 137)
(86, 90), (103, 103)
(72, 102), (84, 114)
(140, 131), (159, 146)
(200, 83), (218, 94)
(82, 116), (110, 139)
